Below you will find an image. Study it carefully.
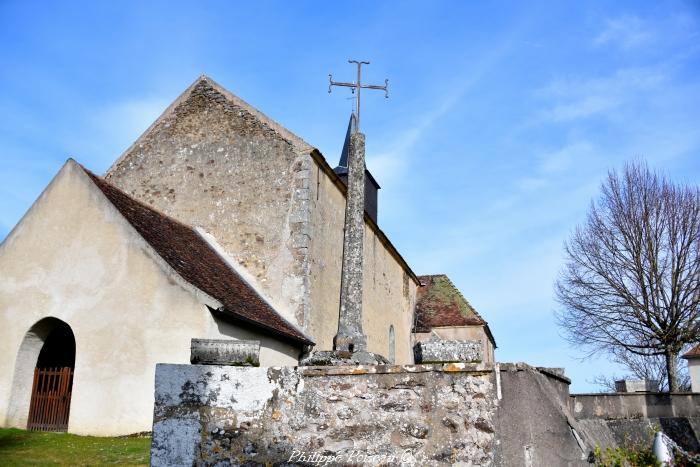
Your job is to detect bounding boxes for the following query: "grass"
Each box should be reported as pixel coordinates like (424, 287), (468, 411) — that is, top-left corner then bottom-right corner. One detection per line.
(0, 428), (150, 466)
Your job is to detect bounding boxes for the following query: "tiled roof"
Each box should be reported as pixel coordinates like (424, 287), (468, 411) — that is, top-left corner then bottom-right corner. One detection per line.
(83, 167), (313, 346)
(682, 343), (700, 359)
(415, 274), (485, 331)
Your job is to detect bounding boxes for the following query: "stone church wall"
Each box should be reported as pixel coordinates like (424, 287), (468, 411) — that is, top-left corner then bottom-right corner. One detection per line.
(103, 78), (419, 359)
(307, 155), (417, 363)
(105, 79), (311, 328)
(151, 362), (496, 466)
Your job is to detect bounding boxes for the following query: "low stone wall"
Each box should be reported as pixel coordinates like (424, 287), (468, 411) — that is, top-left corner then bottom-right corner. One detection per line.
(577, 417), (700, 454)
(570, 392), (700, 454)
(151, 363), (496, 466)
(493, 364), (700, 464)
(570, 392), (700, 419)
(493, 363), (590, 467)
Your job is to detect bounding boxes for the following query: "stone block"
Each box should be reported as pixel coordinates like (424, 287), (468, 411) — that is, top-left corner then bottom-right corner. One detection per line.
(190, 338), (260, 366)
(414, 339), (482, 364)
(614, 379), (659, 393)
(150, 363), (495, 466)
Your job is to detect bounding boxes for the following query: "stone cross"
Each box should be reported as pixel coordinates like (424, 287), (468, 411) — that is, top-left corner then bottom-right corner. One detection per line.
(333, 132), (368, 354)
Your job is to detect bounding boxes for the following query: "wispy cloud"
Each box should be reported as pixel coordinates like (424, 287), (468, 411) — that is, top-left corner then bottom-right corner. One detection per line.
(538, 67), (667, 123)
(67, 97), (170, 170)
(594, 15), (651, 50)
(539, 141), (595, 175)
(368, 30), (523, 186)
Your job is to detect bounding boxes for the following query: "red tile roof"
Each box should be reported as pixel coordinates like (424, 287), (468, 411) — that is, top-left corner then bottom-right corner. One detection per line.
(682, 343), (700, 359)
(82, 166), (313, 346)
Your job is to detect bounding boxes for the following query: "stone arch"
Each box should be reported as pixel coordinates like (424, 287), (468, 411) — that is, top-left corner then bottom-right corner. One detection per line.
(5, 317), (76, 429)
(388, 325), (396, 364)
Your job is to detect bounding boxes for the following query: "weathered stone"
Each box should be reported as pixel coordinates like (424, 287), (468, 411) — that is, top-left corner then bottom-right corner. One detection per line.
(151, 363), (496, 466)
(614, 378), (659, 393)
(334, 132), (370, 354)
(300, 349), (388, 366)
(414, 339), (482, 363)
(190, 339), (260, 366)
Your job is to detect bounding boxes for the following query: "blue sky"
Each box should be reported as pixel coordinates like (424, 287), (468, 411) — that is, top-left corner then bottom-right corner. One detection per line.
(1, 1), (699, 391)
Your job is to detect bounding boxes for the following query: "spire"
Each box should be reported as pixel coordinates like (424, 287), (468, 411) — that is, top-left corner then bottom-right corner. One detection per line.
(334, 112), (381, 224)
(338, 113), (358, 169)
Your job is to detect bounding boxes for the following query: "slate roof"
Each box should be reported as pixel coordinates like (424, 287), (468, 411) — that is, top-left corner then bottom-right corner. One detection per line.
(82, 166), (313, 346)
(415, 274), (496, 346)
(682, 343), (700, 359)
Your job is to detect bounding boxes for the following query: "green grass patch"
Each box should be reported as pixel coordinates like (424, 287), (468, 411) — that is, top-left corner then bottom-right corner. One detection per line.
(0, 428), (150, 466)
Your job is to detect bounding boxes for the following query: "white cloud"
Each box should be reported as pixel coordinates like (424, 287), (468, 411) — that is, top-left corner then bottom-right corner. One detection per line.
(65, 97), (171, 170)
(538, 141), (594, 175)
(547, 95), (619, 122)
(369, 31), (522, 186)
(538, 67), (667, 123)
(594, 15), (651, 50)
(94, 98), (170, 143)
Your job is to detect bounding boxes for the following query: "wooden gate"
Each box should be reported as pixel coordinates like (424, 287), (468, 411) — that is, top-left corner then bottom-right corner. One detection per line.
(27, 367), (73, 432)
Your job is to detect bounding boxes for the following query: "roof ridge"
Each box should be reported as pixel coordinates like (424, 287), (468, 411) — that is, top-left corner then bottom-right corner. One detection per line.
(79, 163), (194, 231)
(106, 75), (313, 175)
(194, 227), (310, 341)
(201, 75), (313, 153)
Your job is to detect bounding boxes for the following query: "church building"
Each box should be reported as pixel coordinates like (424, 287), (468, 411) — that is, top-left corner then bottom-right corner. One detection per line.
(0, 76), (494, 435)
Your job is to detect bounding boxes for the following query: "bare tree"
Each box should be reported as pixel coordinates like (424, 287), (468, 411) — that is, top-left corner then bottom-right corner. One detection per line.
(556, 161), (700, 392)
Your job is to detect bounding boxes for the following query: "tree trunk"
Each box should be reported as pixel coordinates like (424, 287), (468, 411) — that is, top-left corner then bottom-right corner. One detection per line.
(665, 348), (679, 392)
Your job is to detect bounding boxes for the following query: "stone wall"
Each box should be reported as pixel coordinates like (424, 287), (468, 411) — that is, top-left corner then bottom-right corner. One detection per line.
(151, 362), (496, 466)
(105, 77), (420, 362)
(106, 77), (312, 327)
(493, 363), (700, 465)
(493, 363), (590, 467)
(308, 153), (417, 363)
(570, 392), (700, 420)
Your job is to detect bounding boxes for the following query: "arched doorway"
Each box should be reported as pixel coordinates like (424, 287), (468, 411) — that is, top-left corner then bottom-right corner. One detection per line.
(12, 318), (76, 432)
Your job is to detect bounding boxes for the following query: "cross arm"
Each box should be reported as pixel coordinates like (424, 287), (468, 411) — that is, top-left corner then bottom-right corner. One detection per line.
(328, 74), (357, 94)
(361, 79), (389, 97)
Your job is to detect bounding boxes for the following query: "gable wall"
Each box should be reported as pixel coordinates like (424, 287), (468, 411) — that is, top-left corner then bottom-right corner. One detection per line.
(308, 159), (417, 363)
(0, 162), (299, 436)
(105, 81), (310, 328)
(102, 78), (418, 358)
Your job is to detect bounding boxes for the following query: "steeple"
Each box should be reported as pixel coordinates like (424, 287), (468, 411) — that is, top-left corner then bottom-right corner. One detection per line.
(338, 113), (358, 168)
(333, 113), (381, 224)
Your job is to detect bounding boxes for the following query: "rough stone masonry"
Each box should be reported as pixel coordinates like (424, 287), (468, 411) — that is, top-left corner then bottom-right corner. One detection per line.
(334, 132), (368, 354)
(150, 362), (496, 466)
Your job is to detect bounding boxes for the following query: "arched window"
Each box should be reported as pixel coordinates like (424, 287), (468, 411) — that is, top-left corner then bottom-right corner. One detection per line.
(388, 325), (396, 364)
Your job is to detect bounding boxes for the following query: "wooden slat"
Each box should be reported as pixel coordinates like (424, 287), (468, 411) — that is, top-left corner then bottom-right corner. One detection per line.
(59, 368), (70, 431)
(27, 368), (38, 430)
(27, 366), (73, 432)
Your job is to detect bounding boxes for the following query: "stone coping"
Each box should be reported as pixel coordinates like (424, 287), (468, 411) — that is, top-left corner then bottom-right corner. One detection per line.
(498, 362), (572, 384)
(571, 392), (699, 397)
(155, 362), (495, 377)
(296, 362), (493, 376)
